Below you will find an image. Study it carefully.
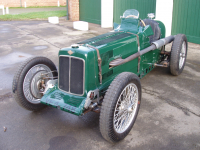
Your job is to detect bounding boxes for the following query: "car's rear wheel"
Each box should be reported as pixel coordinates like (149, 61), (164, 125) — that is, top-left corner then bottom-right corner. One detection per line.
(12, 56), (57, 111)
(170, 34), (188, 76)
(100, 72), (141, 143)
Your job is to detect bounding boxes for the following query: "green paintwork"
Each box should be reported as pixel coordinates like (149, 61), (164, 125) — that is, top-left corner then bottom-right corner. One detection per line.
(40, 85), (86, 116)
(171, 0), (200, 44)
(42, 10), (166, 116)
(114, 0), (157, 24)
(79, 0), (101, 24)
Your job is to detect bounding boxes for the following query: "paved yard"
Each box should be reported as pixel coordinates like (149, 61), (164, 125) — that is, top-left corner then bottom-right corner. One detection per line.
(0, 20), (200, 150)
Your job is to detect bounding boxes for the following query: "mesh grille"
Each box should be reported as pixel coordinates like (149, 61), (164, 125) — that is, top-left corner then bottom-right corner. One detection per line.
(92, 33), (131, 46)
(59, 57), (69, 92)
(70, 58), (84, 94)
(77, 32), (118, 44)
(59, 56), (84, 95)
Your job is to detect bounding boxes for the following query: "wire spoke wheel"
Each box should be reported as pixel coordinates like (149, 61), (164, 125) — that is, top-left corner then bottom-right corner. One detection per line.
(100, 72), (141, 143)
(113, 83), (138, 133)
(179, 42), (186, 69)
(170, 34), (188, 76)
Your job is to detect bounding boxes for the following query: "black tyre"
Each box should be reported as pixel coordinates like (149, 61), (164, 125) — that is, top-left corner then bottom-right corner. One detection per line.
(12, 56), (57, 111)
(100, 72), (141, 143)
(170, 34), (188, 76)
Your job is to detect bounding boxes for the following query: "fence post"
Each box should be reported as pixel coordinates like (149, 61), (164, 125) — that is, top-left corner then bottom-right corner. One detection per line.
(0, 5), (5, 15)
(6, 7), (9, 14)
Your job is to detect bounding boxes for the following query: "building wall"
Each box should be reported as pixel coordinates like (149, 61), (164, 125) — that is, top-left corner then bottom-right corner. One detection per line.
(171, 0), (200, 44)
(155, 0), (173, 37)
(0, 0), (66, 7)
(114, 0), (156, 24)
(68, 0), (79, 21)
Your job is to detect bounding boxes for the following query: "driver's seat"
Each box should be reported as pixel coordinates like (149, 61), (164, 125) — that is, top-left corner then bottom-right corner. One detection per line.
(140, 19), (161, 44)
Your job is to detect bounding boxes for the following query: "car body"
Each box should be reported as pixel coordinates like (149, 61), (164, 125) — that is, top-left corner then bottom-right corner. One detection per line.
(13, 9), (188, 143)
(40, 10), (166, 115)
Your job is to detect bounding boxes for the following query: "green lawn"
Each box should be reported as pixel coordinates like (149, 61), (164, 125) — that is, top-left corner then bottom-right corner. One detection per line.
(10, 6), (66, 9)
(0, 10), (67, 21)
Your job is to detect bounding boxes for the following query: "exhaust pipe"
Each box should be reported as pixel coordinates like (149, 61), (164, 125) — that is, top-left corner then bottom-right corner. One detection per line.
(109, 35), (175, 67)
(152, 35), (175, 49)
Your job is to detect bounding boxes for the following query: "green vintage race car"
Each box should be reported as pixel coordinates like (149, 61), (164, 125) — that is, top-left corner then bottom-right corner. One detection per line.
(12, 9), (188, 143)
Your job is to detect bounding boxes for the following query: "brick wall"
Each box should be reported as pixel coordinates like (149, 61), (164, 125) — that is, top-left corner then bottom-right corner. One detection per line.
(0, 0), (66, 7)
(0, 0), (80, 21)
(68, 0), (79, 21)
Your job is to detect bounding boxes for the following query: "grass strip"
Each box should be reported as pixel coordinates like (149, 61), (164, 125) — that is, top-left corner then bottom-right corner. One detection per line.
(10, 6), (66, 9)
(0, 10), (66, 21)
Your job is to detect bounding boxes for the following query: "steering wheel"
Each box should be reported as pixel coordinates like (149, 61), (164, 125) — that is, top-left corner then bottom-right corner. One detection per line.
(140, 20), (146, 27)
(125, 15), (146, 27)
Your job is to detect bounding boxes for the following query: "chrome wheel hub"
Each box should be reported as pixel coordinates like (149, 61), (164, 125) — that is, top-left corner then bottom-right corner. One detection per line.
(23, 64), (53, 104)
(113, 83), (138, 133)
(30, 70), (47, 99)
(127, 106), (133, 113)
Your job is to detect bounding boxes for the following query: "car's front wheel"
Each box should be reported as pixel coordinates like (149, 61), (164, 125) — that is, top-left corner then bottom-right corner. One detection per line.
(12, 56), (57, 111)
(100, 72), (141, 143)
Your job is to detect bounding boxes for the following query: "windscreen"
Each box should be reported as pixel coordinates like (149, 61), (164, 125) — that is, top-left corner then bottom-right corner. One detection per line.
(123, 9), (139, 19)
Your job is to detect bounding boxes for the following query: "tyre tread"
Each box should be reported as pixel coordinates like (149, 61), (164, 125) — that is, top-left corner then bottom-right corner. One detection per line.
(99, 72), (141, 143)
(170, 34), (187, 76)
(12, 56), (57, 111)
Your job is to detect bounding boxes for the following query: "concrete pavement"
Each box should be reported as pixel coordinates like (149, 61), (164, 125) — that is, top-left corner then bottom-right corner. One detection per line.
(0, 20), (200, 150)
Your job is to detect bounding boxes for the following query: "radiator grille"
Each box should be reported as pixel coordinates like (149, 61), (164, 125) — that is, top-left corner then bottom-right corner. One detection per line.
(70, 57), (84, 94)
(92, 33), (131, 46)
(59, 56), (84, 95)
(77, 32), (118, 44)
(59, 57), (69, 92)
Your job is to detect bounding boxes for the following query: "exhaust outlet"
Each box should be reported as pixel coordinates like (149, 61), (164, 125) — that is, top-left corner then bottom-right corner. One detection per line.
(152, 35), (175, 49)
